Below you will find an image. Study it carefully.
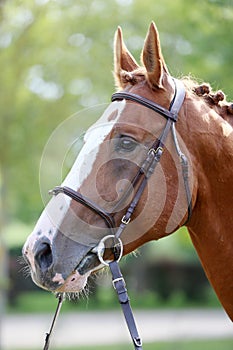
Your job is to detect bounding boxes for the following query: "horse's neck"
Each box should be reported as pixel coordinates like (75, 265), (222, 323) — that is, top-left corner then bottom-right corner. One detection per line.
(183, 97), (233, 320)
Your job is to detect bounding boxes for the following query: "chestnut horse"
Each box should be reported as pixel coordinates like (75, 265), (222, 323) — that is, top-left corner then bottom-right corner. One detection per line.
(23, 22), (233, 322)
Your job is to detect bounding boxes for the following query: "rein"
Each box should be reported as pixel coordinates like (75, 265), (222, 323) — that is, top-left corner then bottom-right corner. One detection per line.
(44, 78), (191, 350)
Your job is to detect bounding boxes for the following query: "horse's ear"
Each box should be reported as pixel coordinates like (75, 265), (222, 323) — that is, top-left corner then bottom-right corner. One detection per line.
(114, 26), (139, 88)
(141, 22), (169, 89)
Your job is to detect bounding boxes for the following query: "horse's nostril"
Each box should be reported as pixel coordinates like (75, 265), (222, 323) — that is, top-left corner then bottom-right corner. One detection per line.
(35, 242), (53, 271)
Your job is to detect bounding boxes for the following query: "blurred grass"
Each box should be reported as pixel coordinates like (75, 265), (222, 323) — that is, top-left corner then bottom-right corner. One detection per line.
(7, 339), (233, 350)
(7, 286), (221, 314)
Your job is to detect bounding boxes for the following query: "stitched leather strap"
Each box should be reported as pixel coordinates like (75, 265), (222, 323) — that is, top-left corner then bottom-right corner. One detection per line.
(49, 186), (115, 231)
(112, 91), (178, 122)
(109, 261), (143, 350)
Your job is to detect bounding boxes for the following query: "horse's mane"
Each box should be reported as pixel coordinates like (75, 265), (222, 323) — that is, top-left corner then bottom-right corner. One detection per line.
(182, 77), (233, 127)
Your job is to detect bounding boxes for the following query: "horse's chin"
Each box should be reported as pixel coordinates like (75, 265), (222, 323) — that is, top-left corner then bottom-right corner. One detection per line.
(55, 270), (90, 293)
(56, 252), (104, 292)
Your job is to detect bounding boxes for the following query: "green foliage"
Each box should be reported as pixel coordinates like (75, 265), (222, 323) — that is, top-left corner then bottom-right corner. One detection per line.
(1, 0), (233, 228)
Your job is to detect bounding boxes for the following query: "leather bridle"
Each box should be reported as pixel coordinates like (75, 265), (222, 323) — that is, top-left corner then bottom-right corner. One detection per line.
(44, 78), (192, 350)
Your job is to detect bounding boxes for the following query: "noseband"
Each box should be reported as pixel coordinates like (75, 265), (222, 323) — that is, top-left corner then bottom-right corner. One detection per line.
(46, 78), (191, 350)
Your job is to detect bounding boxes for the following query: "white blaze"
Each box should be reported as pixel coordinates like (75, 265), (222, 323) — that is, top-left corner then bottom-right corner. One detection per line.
(23, 100), (126, 264)
(62, 100), (125, 190)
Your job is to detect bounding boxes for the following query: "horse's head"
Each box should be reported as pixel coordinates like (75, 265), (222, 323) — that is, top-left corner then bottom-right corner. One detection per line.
(23, 23), (194, 293)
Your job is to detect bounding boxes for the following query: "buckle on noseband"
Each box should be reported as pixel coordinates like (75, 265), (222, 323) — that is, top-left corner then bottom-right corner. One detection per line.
(96, 235), (123, 266)
(148, 146), (163, 157)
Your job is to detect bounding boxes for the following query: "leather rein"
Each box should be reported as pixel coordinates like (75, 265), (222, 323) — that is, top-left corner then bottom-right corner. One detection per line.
(44, 78), (192, 350)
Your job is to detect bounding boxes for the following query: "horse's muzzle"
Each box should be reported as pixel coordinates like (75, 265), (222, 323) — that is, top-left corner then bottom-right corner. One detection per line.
(23, 233), (102, 292)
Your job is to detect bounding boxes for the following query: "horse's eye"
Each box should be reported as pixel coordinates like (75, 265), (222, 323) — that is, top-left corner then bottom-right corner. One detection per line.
(116, 136), (138, 153)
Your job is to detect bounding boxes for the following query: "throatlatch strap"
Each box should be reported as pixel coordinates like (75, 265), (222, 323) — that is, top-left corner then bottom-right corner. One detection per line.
(109, 261), (143, 350)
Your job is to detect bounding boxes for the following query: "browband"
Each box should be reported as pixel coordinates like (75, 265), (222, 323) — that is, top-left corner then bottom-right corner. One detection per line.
(111, 78), (186, 122)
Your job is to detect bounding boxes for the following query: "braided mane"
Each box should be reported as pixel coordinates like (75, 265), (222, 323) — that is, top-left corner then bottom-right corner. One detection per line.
(182, 77), (233, 127)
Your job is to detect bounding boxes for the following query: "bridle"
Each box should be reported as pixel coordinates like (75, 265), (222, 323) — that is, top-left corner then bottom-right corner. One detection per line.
(44, 78), (192, 350)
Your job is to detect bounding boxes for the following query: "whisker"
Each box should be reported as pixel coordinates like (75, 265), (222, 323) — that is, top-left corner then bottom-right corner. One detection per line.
(17, 255), (32, 278)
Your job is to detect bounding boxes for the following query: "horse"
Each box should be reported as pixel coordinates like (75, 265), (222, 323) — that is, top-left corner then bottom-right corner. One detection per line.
(23, 22), (233, 322)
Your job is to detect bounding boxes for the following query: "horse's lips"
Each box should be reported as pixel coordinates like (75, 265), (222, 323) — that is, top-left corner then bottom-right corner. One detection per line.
(75, 251), (101, 275)
(55, 253), (101, 293)
(75, 246), (114, 276)
(56, 270), (89, 293)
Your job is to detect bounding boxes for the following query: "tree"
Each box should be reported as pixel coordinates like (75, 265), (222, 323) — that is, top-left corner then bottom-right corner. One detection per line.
(1, 0), (233, 224)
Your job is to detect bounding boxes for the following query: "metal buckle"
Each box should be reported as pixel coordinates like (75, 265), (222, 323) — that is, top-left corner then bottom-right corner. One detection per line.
(96, 235), (123, 266)
(133, 337), (143, 347)
(148, 146), (163, 156)
(121, 215), (131, 225)
(48, 186), (62, 196)
(112, 277), (125, 290)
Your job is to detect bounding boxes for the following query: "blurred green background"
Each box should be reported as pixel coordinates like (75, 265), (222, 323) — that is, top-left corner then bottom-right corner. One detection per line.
(0, 0), (233, 339)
